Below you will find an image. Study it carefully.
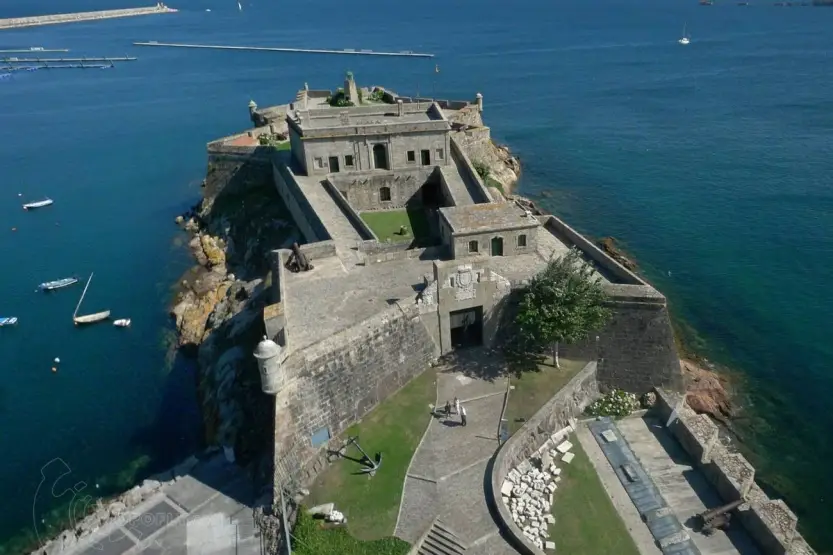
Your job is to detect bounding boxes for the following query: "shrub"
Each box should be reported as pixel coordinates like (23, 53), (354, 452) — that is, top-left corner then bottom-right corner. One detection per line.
(473, 161), (491, 181)
(585, 389), (639, 419)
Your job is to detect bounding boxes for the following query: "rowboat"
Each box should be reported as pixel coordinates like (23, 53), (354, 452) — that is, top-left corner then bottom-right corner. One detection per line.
(0, 317), (18, 327)
(38, 277), (79, 291)
(73, 273), (111, 326)
(23, 198), (53, 210)
(113, 319), (131, 327)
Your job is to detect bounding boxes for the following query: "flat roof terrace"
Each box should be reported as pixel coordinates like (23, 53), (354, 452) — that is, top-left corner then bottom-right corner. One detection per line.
(440, 202), (540, 235)
(288, 102), (450, 138)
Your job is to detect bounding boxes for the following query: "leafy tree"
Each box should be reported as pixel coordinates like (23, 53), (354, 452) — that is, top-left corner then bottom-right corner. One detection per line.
(514, 248), (612, 368)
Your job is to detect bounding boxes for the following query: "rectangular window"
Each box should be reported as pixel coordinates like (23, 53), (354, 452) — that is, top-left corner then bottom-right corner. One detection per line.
(436, 148), (445, 160)
(314, 157), (324, 169)
(468, 240), (479, 253)
(421, 149), (431, 165)
(517, 234), (527, 248)
(407, 150), (416, 163)
(345, 154), (354, 167)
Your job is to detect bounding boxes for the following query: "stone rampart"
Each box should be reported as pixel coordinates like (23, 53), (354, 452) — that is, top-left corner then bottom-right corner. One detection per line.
(489, 362), (600, 554)
(273, 302), (440, 488)
(201, 146), (274, 217)
(359, 241), (445, 264)
(652, 389), (816, 555)
(321, 179), (375, 240)
(449, 137), (494, 203)
(271, 160), (330, 242)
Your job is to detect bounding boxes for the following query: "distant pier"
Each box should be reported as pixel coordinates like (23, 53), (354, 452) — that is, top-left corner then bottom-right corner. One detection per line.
(0, 5), (177, 31)
(2, 57), (136, 63)
(133, 41), (435, 58)
(0, 48), (69, 53)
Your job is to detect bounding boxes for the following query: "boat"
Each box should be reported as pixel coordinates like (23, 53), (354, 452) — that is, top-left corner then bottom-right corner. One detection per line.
(0, 317), (18, 327)
(113, 319), (131, 327)
(678, 23), (691, 45)
(23, 198), (53, 210)
(72, 273), (111, 326)
(38, 277), (79, 291)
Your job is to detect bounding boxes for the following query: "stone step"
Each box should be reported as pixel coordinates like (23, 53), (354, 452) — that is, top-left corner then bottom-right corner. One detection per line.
(418, 521), (467, 555)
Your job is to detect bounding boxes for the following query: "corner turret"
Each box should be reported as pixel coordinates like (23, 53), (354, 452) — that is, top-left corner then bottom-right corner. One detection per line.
(475, 92), (483, 112)
(253, 335), (282, 394)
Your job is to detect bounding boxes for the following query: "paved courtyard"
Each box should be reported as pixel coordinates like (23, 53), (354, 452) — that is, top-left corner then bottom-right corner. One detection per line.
(64, 454), (263, 555)
(394, 351), (519, 554)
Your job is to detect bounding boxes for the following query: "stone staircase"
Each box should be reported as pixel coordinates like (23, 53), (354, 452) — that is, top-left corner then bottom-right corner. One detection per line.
(417, 520), (468, 555)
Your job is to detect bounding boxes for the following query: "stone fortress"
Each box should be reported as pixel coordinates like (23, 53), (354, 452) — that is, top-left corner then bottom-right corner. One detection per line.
(203, 73), (813, 554)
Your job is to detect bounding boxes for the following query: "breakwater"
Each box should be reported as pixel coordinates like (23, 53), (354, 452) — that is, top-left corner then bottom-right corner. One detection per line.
(133, 41), (434, 58)
(2, 57), (136, 63)
(0, 5), (177, 30)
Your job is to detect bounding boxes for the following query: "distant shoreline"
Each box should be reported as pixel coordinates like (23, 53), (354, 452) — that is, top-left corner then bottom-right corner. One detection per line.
(0, 5), (177, 31)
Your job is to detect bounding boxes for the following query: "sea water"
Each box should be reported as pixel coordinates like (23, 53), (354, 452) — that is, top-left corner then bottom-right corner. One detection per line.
(1, 0), (831, 551)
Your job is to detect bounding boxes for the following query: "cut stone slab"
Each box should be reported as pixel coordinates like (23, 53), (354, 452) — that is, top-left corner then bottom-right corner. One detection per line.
(601, 429), (618, 443)
(561, 452), (575, 464)
(307, 503), (334, 516)
(501, 480), (514, 497)
(545, 540), (556, 550)
(556, 440), (573, 454)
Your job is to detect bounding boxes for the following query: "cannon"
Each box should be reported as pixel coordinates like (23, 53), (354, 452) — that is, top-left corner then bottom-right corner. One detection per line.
(696, 499), (744, 536)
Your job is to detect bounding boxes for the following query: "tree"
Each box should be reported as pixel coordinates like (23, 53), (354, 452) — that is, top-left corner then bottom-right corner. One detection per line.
(514, 248), (612, 368)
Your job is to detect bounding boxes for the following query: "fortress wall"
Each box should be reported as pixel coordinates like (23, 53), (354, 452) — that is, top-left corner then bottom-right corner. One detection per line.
(201, 146), (274, 216)
(489, 362), (600, 555)
(330, 167), (436, 211)
(321, 179), (375, 240)
(359, 242), (445, 265)
(653, 389), (815, 555)
(273, 303), (440, 487)
(449, 137), (494, 203)
(271, 160), (330, 243)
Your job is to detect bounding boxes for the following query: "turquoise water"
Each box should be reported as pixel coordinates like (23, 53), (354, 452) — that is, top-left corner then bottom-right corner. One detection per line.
(1, 0), (832, 552)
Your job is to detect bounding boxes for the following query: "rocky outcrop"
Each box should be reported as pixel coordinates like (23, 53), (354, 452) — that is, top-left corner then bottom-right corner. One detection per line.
(682, 359), (733, 425)
(171, 158), (297, 461)
(597, 237), (637, 271)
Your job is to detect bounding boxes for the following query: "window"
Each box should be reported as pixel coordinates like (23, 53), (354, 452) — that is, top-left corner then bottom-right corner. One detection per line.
(345, 154), (354, 167)
(314, 157), (324, 169)
(468, 240), (479, 253)
(421, 149), (431, 165)
(436, 148), (445, 160)
(407, 150), (416, 163)
(517, 234), (527, 248)
(380, 186), (392, 202)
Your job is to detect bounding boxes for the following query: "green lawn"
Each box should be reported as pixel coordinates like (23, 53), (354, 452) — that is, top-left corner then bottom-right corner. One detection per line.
(273, 141), (291, 151)
(549, 438), (641, 555)
(505, 357), (587, 435)
(292, 511), (410, 555)
(360, 209), (432, 245)
(305, 368), (437, 541)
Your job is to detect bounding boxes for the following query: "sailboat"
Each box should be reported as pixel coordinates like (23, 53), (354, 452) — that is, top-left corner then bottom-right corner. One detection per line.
(73, 273), (111, 325)
(678, 23), (691, 45)
(237, 1), (242, 10)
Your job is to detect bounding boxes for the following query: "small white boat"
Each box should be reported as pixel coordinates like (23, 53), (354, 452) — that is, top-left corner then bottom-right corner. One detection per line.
(0, 317), (18, 327)
(113, 319), (131, 328)
(23, 198), (53, 210)
(73, 273), (111, 326)
(39, 277), (79, 291)
(678, 23), (691, 45)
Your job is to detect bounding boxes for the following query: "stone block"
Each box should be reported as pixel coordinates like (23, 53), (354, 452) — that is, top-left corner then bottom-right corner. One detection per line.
(545, 540), (556, 550)
(501, 479), (514, 497)
(562, 452), (575, 464)
(556, 440), (573, 454)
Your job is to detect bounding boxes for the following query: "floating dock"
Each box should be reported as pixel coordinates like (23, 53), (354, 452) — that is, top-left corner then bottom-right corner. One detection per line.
(133, 41), (435, 58)
(0, 5), (177, 30)
(2, 57), (136, 63)
(1, 64), (115, 71)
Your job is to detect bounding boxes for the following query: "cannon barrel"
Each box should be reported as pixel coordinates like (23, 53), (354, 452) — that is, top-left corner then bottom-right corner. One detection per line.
(699, 498), (744, 524)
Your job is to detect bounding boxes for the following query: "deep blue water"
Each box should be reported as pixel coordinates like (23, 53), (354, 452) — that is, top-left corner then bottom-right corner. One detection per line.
(1, 0), (832, 552)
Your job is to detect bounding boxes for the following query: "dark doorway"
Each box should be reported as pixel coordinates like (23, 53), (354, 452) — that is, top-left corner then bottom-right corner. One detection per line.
(421, 179), (443, 208)
(421, 149), (431, 165)
(491, 236), (504, 256)
(373, 144), (389, 170)
(450, 306), (483, 350)
(328, 156), (340, 173)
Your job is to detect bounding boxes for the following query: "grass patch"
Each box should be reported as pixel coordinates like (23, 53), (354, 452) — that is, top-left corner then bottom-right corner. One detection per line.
(305, 368), (436, 541)
(360, 209), (432, 245)
(505, 357), (587, 435)
(485, 177), (505, 194)
(291, 510), (410, 555)
(549, 439), (641, 555)
(273, 141), (291, 151)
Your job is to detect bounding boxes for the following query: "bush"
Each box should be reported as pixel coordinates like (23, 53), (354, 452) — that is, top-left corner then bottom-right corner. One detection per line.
(585, 389), (639, 419)
(473, 161), (491, 181)
(292, 509), (410, 555)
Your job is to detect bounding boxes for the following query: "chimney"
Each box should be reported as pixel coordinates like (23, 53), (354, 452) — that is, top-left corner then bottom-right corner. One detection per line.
(397, 99), (404, 117)
(345, 71), (359, 105)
